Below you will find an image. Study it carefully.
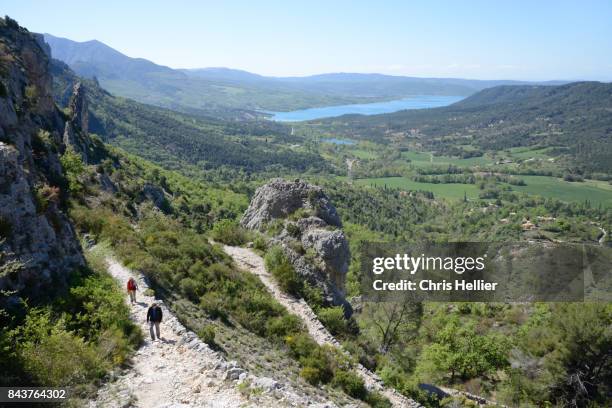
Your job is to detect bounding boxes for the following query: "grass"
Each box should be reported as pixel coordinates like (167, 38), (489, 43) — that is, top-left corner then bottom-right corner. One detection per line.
(402, 151), (493, 167)
(353, 177), (481, 200)
(351, 149), (378, 159)
(352, 175), (612, 207)
(510, 176), (612, 207)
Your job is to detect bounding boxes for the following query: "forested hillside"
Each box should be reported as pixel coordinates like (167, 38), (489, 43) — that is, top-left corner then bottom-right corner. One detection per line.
(50, 59), (332, 181)
(315, 82), (612, 173)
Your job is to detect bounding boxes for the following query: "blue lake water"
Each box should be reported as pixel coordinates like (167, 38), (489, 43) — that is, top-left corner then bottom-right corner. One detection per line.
(322, 138), (356, 145)
(268, 95), (464, 122)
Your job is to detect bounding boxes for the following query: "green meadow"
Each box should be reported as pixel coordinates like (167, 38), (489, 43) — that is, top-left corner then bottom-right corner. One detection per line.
(352, 177), (481, 200)
(352, 175), (612, 207)
(512, 176), (612, 207)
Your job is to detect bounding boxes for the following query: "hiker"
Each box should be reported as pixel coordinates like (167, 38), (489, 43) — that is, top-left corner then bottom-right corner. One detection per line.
(127, 277), (138, 304)
(147, 302), (163, 341)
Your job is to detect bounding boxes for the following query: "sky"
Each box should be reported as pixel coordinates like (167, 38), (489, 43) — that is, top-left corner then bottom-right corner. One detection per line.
(2, 0), (612, 80)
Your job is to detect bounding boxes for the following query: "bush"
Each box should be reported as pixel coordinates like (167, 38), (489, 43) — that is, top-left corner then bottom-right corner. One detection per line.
(365, 391), (392, 408)
(317, 307), (347, 336)
(180, 277), (202, 302)
(60, 148), (85, 193)
(264, 246), (303, 296)
(200, 292), (228, 321)
(332, 370), (367, 400)
(285, 222), (301, 238)
(265, 314), (303, 339)
(210, 219), (250, 245)
(252, 235), (267, 251)
(198, 325), (216, 346)
(300, 366), (324, 385)
(34, 184), (60, 213)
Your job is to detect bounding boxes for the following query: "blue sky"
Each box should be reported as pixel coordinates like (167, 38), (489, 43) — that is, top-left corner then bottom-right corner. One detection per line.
(3, 0), (612, 80)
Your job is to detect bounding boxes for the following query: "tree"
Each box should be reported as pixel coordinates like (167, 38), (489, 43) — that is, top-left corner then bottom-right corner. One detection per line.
(364, 299), (422, 353)
(60, 148), (85, 193)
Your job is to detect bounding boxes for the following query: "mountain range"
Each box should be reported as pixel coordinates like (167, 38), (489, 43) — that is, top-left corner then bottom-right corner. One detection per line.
(44, 33), (566, 114)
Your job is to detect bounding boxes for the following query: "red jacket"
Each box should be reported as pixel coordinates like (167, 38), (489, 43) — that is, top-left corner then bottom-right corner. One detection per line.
(127, 279), (137, 291)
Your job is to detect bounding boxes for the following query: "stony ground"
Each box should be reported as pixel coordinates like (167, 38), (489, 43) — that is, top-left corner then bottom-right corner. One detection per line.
(89, 253), (340, 408)
(223, 245), (423, 408)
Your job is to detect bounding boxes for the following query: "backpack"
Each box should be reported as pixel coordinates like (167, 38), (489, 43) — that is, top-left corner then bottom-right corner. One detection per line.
(127, 279), (136, 291)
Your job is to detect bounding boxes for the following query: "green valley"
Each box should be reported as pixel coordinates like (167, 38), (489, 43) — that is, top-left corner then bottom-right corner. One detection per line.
(1, 10), (611, 408)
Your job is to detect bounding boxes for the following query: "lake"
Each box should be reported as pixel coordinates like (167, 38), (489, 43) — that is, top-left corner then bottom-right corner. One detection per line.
(267, 95), (464, 122)
(322, 138), (356, 145)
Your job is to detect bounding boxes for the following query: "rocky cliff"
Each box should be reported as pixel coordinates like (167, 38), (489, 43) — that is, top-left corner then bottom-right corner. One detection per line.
(0, 17), (86, 298)
(241, 178), (352, 314)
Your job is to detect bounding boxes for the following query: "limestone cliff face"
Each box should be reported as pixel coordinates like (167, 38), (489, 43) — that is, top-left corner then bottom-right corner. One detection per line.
(241, 179), (351, 315)
(0, 17), (85, 296)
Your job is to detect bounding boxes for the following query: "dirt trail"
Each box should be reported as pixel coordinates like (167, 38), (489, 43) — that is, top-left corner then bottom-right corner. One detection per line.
(223, 245), (422, 408)
(91, 254), (333, 408)
(90, 256), (250, 407)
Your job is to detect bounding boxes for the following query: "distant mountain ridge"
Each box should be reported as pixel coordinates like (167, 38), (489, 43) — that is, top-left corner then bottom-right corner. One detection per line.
(43, 33), (567, 113)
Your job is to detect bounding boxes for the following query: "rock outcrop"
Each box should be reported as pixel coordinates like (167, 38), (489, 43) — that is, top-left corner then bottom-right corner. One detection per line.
(0, 17), (85, 297)
(241, 179), (351, 315)
(241, 178), (341, 230)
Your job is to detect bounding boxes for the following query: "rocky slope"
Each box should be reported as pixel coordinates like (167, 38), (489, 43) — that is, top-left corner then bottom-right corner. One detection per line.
(241, 178), (351, 313)
(224, 244), (423, 408)
(0, 17), (85, 297)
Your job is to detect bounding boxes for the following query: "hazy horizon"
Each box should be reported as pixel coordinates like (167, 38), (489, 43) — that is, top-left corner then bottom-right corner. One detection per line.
(5, 0), (612, 81)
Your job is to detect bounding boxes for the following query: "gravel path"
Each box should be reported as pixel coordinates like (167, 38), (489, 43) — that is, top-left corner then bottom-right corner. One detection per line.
(223, 245), (422, 408)
(90, 254), (337, 408)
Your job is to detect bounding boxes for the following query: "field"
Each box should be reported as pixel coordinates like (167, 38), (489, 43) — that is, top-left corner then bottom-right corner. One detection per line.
(352, 175), (612, 206)
(352, 176), (481, 200)
(402, 150), (493, 167)
(512, 176), (612, 207)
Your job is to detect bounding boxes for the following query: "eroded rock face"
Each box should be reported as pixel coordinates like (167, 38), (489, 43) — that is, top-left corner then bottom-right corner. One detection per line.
(241, 179), (351, 315)
(0, 18), (85, 296)
(301, 229), (350, 292)
(241, 178), (341, 231)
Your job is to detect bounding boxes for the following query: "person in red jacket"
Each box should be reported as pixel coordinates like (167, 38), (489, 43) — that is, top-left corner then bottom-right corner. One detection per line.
(127, 277), (138, 304)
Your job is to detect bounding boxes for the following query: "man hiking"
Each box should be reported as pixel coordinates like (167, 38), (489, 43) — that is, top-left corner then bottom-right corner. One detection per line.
(147, 302), (163, 341)
(127, 277), (138, 304)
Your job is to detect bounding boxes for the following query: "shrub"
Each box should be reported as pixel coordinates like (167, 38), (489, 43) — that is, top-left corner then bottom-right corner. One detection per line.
(300, 366), (323, 385)
(60, 148), (85, 193)
(264, 246), (303, 296)
(265, 314), (303, 339)
(364, 391), (392, 408)
(198, 325), (216, 346)
(179, 277), (201, 302)
(34, 184), (60, 213)
(285, 222), (301, 238)
(317, 307), (347, 336)
(252, 235), (267, 251)
(24, 85), (38, 106)
(200, 292), (228, 321)
(210, 219), (250, 245)
(332, 370), (367, 400)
